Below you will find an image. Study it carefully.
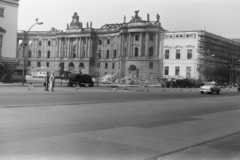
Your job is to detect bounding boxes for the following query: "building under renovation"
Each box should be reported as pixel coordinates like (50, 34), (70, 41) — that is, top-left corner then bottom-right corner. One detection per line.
(16, 11), (240, 83)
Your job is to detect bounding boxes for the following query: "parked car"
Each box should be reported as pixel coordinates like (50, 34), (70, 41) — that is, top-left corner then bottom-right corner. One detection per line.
(200, 82), (220, 94)
(68, 74), (94, 87)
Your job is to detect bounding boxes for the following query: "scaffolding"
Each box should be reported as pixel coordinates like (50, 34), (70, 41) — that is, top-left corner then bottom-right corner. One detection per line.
(197, 31), (240, 83)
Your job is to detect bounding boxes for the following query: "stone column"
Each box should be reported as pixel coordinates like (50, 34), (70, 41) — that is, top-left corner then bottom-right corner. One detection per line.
(76, 37), (79, 58)
(88, 37), (92, 58)
(127, 34), (131, 57)
(118, 35), (122, 57)
(57, 38), (61, 58)
(145, 32), (149, 56)
(121, 34), (124, 56)
(140, 32), (143, 56)
(67, 38), (70, 58)
(155, 33), (159, 56)
(80, 37), (83, 58)
(130, 33), (133, 57)
(87, 37), (90, 58)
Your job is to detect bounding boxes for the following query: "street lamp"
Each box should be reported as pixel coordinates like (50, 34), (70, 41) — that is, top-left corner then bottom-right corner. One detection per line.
(22, 19), (43, 85)
(95, 49), (101, 86)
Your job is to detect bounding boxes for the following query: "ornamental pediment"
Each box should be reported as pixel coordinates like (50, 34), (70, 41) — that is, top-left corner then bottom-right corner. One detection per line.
(163, 45), (172, 49)
(186, 45), (195, 48)
(173, 45), (183, 49)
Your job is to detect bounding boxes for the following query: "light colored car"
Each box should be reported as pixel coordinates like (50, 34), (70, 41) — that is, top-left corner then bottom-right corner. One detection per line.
(200, 82), (220, 94)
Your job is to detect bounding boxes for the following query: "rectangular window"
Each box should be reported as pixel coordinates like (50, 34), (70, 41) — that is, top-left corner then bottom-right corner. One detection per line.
(0, 8), (4, 17)
(187, 49), (192, 59)
(149, 34), (154, 41)
(27, 61), (31, 67)
(135, 35), (139, 41)
(164, 66), (169, 75)
(149, 62), (153, 69)
(96, 62), (100, 68)
(165, 50), (169, 59)
(105, 63), (108, 69)
(37, 62), (41, 67)
(0, 35), (2, 56)
(175, 66), (180, 76)
(99, 40), (102, 45)
(46, 62), (49, 67)
(112, 63), (115, 69)
(186, 67), (191, 78)
(176, 49), (181, 59)
(48, 41), (51, 46)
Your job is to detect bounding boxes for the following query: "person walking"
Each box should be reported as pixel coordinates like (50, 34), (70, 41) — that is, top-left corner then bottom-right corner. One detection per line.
(49, 73), (55, 92)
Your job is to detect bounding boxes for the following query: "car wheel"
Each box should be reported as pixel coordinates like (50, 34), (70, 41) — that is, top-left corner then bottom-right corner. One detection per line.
(216, 91), (219, 94)
(201, 91), (203, 94)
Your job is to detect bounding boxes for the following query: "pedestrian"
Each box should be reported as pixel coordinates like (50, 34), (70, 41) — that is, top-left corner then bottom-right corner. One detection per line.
(28, 83), (35, 91)
(49, 73), (55, 92)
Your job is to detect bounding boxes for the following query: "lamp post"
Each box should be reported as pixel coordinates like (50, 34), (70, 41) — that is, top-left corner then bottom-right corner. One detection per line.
(96, 50), (101, 86)
(22, 19), (43, 85)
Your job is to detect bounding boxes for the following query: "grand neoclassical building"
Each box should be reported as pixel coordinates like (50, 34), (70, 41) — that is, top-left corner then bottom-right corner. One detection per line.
(16, 11), (240, 83)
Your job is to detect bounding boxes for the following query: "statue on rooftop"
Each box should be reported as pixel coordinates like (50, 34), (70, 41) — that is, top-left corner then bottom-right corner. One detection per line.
(86, 22), (89, 28)
(124, 15), (126, 23)
(134, 10), (139, 18)
(156, 13), (160, 22)
(90, 21), (92, 28)
(147, 13), (150, 22)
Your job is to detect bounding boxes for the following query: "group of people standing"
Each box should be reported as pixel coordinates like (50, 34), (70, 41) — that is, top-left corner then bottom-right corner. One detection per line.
(28, 72), (55, 91)
(48, 73), (55, 92)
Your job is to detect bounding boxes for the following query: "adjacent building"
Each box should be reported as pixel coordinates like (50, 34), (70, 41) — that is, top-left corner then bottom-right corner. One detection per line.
(0, 0), (19, 81)
(17, 11), (240, 83)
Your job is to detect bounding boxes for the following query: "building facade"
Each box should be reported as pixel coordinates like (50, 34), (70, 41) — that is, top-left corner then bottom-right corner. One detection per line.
(17, 11), (240, 83)
(0, 0), (19, 81)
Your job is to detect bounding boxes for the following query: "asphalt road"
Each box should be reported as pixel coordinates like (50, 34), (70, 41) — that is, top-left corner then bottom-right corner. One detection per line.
(0, 85), (240, 160)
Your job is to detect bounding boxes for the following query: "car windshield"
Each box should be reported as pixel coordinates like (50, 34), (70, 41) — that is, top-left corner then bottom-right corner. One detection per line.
(205, 82), (216, 86)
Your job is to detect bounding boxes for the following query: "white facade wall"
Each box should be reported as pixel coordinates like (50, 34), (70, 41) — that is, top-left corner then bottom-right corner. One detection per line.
(0, 0), (19, 58)
(162, 31), (199, 79)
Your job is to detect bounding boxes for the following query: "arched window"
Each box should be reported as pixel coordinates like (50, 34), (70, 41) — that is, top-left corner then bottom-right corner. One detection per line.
(48, 41), (51, 46)
(134, 47), (138, 57)
(149, 47), (154, 57)
(28, 50), (32, 58)
(38, 41), (42, 46)
(38, 50), (41, 58)
(68, 62), (74, 67)
(47, 51), (50, 58)
(107, 50), (110, 59)
(79, 62), (84, 68)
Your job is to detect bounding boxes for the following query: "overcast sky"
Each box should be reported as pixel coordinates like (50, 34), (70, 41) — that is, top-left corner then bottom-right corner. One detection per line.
(18, 0), (240, 39)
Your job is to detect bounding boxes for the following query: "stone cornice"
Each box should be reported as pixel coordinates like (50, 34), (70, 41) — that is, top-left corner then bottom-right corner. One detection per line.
(0, 0), (19, 7)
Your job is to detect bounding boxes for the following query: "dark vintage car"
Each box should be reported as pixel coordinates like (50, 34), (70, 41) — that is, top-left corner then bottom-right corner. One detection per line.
(163, 79), (195, 88)
(68, 74), (94, 87)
